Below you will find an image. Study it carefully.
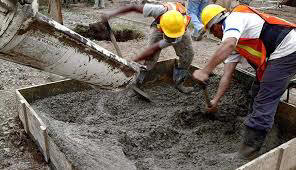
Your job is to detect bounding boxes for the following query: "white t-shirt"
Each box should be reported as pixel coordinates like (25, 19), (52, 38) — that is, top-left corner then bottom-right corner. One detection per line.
(223, 12), (296, 64)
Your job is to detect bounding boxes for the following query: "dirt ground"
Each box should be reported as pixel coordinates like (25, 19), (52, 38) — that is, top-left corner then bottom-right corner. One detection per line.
(0, 0), (296, 169)
(31, 76), (286, 169)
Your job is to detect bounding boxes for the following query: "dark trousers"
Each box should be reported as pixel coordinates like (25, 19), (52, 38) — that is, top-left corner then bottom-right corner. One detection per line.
(245, 51), (296, 131)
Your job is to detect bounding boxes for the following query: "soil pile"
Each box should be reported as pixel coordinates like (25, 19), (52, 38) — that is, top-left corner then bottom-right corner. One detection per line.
(74, 22), (145, 42)
(31, 75), (286, 169)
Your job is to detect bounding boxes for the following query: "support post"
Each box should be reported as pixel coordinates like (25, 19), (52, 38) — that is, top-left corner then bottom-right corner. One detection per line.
(48, 0), (63, 24)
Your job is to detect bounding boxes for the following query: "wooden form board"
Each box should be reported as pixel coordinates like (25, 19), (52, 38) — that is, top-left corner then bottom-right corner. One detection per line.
(16, 91), (49, 162)
(15, 59), (296, 170)
(277, 102), (296, 139)
(16, 88), (74, 169)
(237, 138), (296, 170)
(279, 138), (296, 170)
(237, 147), (284, 170)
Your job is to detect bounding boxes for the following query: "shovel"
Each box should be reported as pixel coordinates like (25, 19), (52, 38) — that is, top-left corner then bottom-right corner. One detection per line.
(200, 84), (212, 108)
(104, 21), (153, 102)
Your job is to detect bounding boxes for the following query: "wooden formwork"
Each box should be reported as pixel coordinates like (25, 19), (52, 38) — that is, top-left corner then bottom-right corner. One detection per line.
(15, 59), (296, 170)
(16, 80), (92, 169)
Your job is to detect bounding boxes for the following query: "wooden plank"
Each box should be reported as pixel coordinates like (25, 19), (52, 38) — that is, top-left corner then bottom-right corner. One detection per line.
(24, 102), (49, 162)
(48, 0), (63, 24)
(41, 126), (50, 162)
(233, 67), (255, 87)
(143, 59), (176, 85)
(276, 102), (296, 139)
(16, 91), (28, 133)
(22, 100), (29, 133)
(48, 136), (73, 170)
(237, 147), (283, 170)
(17, 87), (73, 169)
(17, 79), (91, 103)
(279, 138), (296, 170)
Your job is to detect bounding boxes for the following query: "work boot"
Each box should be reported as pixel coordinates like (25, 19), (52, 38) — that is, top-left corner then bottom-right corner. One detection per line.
(219, 126), (267, 161)
(219, 144), (257, 161)
(173, 67), (194, 94)
(240, 126), (267, 159)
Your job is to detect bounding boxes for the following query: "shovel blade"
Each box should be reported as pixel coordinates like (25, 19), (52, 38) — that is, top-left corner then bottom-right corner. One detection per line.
(132, 86), (153, 102)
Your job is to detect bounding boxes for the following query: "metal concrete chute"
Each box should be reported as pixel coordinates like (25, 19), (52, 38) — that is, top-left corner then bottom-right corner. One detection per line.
(0, 0), (141, 90)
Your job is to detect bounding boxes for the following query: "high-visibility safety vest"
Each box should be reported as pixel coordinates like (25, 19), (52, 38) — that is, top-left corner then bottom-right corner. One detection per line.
(232, 5), (296, 80)
(152, 2), (191, 32)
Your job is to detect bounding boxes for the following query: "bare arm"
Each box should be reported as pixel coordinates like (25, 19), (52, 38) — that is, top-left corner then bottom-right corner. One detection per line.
(192, 37), (238, 85)
(212, 62), (238, 104)
(132, 41), (162, 62)
(206, 61), (238, 113)
(102, 5), (144, 20)
(203, 37), (237, 75)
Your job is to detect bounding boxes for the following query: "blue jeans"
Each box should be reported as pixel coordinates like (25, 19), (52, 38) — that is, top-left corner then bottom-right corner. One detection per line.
(187, 0), (208, 36)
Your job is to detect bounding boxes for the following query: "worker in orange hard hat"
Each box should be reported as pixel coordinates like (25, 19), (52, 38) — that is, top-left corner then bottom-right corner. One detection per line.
(101, 2), (195, 94)
(193, 4), (296, 160)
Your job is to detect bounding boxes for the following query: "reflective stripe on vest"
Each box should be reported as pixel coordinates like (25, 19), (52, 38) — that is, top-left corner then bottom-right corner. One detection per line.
(232, 5), (296, 80)
(155, 2), (191, 32)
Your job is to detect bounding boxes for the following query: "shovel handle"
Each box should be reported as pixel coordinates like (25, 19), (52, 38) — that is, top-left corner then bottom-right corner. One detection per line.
(203, 86), (212, 108)
(105, 21), (123, 58)
(200, 84), (212, 108)
(105, 21), (112, 32)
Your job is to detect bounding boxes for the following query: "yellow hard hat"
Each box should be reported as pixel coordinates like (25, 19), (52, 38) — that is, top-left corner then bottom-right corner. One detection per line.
(159, 10), (186, 38)
(201, 4), (226, 30)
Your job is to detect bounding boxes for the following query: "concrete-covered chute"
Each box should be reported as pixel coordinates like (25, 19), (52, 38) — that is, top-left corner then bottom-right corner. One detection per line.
(0, 0), (142, 90)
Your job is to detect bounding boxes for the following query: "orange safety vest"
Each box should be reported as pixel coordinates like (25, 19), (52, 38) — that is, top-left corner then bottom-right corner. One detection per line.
(153, 2), (191, 32)
(232, 5), (296, 80)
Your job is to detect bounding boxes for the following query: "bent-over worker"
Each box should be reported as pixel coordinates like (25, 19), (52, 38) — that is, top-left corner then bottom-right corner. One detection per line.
(192, 4), (296, 159)
(101, 2), (195, 93)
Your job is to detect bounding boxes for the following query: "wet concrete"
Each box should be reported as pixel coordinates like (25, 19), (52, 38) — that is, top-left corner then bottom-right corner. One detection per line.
(31, 75), (287, 169)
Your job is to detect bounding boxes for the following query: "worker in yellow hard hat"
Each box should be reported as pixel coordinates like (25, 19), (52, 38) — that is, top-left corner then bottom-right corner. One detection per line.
(193, 4), (296, 160)
(101, 2), (194, 94)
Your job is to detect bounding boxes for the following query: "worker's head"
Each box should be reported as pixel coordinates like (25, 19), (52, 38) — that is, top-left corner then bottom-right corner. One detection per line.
(201, 4), (228, 39)
(159, 10), (186, 38)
